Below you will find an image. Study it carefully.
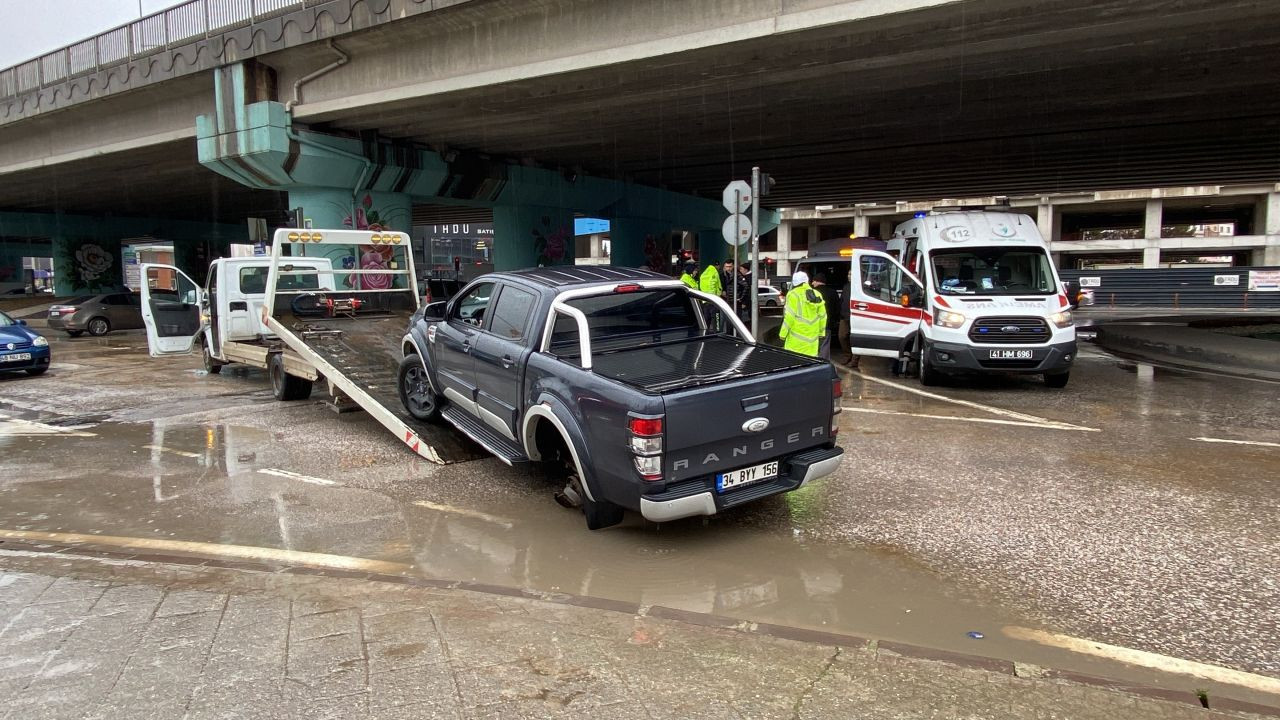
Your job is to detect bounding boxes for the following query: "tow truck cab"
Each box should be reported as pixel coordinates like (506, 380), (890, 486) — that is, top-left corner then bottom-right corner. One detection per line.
(846, 211), (1076, 388)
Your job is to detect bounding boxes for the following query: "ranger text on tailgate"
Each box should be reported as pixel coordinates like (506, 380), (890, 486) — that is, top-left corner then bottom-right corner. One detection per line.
(399, 267), (845, 530)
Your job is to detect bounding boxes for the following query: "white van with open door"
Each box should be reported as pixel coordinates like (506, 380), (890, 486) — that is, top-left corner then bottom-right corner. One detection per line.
(846, 211), (1076, 388)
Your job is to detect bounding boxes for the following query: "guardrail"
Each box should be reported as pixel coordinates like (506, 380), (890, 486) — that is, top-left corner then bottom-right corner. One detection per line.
(0, 0), (303, 99)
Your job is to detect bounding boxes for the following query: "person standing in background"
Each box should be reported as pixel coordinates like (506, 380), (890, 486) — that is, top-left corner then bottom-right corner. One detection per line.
(679, 261), (698, 290)
(811, 273), (841, 360)
(779, 271), (826, 357)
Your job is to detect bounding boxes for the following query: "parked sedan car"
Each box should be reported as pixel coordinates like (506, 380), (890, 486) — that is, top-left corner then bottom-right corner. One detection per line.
(758, 284), (784, 308)
(0, 310), (50, 376)
(47, 292), (144, 337)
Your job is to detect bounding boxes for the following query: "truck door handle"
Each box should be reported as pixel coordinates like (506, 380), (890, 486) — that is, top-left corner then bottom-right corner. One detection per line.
(500, 355), (514, 369)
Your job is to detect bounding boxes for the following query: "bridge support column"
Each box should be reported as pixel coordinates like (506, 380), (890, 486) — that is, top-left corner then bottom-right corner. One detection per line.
(288, 189), (412, 234)
(492, 205), (575, 270)
(609, 218), (683, 270)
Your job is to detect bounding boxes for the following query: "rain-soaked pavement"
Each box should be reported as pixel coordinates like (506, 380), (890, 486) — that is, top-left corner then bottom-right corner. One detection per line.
(2, 332), (1278, 704)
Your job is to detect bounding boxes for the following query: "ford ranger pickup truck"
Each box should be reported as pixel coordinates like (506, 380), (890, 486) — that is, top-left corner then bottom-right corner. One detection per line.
(399, 266), (845, 530)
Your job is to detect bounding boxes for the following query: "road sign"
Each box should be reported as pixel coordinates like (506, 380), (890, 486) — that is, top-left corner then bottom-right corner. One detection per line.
(722, 181), (752, 214)
(722, 214), (752, 245)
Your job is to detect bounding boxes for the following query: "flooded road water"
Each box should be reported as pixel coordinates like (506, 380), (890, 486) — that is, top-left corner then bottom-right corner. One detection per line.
(2, 333), (1278, 705)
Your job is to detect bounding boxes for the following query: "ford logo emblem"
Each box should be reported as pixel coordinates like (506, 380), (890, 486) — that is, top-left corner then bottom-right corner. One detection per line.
(742, 417), (770, 433)
(1001, 325), (1021, 333)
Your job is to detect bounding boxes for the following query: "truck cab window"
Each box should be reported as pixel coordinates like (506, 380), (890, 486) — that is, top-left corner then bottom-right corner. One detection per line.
(453, 282), (494, 327)
(488, 285), (535, 340)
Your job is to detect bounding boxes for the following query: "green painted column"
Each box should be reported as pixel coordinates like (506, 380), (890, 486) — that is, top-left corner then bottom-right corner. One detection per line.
(609, 218), (679, 271)
(698, 227), (731, 268)
(492, 205), (576, 270)
(288, 189), (413, 289)
(288, 189), (412, 233)
(52, 235), (123, 297)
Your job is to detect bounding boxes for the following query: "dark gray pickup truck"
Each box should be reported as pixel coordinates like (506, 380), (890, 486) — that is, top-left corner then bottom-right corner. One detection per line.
(398, 266), (844, 529)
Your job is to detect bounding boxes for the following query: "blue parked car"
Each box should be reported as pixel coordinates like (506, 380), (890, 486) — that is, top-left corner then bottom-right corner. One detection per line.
(0, 310), (51, 376)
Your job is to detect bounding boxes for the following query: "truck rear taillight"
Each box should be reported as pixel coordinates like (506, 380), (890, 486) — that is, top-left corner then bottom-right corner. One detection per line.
(831, 378), (843, 436)
(628, 415), (664, 481)
(614, 283), (643, 293)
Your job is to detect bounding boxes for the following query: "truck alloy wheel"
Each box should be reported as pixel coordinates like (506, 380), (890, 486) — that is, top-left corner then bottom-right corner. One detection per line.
(397, 355), (440, 421)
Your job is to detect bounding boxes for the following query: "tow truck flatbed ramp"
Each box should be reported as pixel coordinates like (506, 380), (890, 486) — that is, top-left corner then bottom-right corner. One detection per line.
(263, 230), (483, 465)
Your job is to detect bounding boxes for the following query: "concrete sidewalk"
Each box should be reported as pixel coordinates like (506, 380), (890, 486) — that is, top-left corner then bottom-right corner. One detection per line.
(1, 550), (1273, 720)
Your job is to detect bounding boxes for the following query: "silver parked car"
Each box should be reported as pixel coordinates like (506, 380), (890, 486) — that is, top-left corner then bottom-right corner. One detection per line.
(47, 292), (145, 337)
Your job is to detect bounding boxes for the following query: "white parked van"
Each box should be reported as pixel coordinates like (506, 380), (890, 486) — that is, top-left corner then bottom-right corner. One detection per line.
(846, 211), (1076, 388)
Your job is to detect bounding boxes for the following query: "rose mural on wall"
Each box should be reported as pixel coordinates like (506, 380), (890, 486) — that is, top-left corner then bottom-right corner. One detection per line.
(334, 194), (409, 290)
(532, 215), (572, 267)
(55, 240), (121, 292)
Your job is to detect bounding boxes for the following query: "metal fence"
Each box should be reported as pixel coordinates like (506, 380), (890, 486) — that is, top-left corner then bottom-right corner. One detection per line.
(1060, 266), (1280, 310)
(0, 0), (304, 98)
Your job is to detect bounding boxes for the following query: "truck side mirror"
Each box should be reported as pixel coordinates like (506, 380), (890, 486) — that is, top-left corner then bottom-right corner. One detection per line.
(422, 301), (447, 321)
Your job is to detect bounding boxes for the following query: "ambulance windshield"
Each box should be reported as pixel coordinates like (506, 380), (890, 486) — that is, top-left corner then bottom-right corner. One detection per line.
(931, 248), (1056, 296)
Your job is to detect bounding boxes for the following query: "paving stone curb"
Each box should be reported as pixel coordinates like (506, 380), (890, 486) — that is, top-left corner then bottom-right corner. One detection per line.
(2, 538), (1276, 718)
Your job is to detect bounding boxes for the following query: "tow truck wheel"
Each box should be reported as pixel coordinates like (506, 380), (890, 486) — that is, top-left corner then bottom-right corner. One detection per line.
(1044, 371), (1070, 389)
(918, 341), (942, 386)
(397, 354), (441, 422)
(269, 354), (313, 401)
(202, 341), (223, 375)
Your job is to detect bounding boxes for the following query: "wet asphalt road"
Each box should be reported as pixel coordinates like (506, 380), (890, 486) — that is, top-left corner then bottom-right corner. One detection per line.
(1, 331), (1277, 698)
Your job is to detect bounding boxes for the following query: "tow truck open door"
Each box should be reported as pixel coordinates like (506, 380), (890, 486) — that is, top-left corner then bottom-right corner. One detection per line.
(847, 250), (925, 358)
(140, 263), (206, 357)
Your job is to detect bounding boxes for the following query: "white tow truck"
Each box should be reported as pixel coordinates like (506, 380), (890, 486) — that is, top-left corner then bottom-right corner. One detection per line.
(140, 228), (474, 464)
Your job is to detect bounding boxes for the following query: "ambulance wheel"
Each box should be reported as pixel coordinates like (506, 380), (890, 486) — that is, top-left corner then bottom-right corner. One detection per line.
(398, 354), (441, 422)
(270, 354), (313, 401)
(1044, 371), (1070, 389)
(918, 341), (942, 386)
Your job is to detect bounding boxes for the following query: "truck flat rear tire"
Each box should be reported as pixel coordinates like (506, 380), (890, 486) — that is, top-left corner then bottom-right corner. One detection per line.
(583, 492), (624, 530)
(270, 354), (312, 401)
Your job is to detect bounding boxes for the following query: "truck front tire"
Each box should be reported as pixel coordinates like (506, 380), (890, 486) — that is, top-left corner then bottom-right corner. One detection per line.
(397, 354), (441, 422)
(269, 354), (313, 401)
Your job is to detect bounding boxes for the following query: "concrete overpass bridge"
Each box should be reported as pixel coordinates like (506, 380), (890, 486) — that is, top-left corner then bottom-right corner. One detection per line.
(1, 0), (1277, 294)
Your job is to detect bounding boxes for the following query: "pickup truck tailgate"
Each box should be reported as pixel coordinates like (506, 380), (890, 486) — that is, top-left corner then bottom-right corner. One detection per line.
(659, 353), (835, 483)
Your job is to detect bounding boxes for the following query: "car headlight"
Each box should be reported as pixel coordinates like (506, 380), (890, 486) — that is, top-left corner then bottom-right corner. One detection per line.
(1049, 311), (1073, 328)
(934, 308), (966, 329)
(32, 336), (49, 347)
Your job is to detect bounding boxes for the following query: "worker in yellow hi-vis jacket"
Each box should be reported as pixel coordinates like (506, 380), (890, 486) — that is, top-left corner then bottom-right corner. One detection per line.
(778, 271), (827, 357)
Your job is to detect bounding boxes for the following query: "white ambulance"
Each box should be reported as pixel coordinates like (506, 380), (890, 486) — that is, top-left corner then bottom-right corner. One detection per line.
(846, 211), (1076, 388)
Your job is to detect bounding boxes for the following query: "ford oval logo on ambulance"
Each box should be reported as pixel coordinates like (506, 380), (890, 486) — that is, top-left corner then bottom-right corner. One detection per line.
(743, 417), (770, 433)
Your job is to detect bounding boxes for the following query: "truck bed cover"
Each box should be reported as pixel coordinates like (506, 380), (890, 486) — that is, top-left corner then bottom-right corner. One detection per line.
(586, 336), (822, 393)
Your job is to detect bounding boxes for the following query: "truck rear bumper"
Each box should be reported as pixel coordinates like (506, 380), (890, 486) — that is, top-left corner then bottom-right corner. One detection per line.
(639, 446), (844, 523)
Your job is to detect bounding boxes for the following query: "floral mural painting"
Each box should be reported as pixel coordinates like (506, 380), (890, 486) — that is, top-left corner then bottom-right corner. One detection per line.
(532, 215), (571, 266)
(342, 194), (408, 232)
(55, 240), (121, 292)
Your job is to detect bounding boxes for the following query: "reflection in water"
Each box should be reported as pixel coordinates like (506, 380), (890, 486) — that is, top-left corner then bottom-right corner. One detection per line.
(0, 416), (1031, 657)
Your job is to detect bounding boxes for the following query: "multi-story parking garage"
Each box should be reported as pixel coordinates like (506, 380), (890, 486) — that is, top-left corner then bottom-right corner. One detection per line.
(770, 183), (1280, 276)
(0, 0), (1278, 295)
